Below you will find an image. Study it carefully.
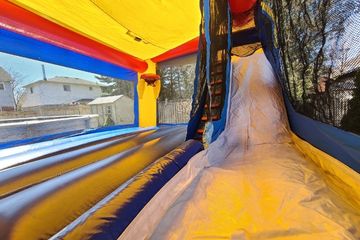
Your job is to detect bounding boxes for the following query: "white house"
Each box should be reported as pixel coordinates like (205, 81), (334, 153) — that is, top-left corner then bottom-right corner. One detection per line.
(21, 77), (103, 108)
(88, 95), (134, 126)
(0, 67), (15, 111)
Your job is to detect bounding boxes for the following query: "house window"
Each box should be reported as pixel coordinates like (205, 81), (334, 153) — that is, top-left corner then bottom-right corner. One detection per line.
(89, 86), (93, 91)
(63, 84), (71, 92)
(107, 105), (112, 115)
(0, 83), (4, 90)
(30, 87), (33, 94)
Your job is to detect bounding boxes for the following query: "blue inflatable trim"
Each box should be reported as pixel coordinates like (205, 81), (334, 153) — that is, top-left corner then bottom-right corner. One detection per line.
(0, 29), (142, 148)
(285, 97), (360, 172)
(0, 29), (137, 81)
(210, 4), (232, 142)
(53, 140), (203, 239)
(99, 140), (202, 239)
(91, 140), (203, 240)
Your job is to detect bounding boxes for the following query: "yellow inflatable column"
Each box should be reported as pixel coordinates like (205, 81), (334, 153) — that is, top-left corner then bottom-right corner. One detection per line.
(137, 60), (161, 127)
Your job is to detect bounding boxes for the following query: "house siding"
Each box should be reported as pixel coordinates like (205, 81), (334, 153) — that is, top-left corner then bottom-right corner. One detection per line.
(0, 81), (15, 110)
(89, 96), (134, 126)
(115, 97), (134, 124)
(22, 81), (102, 107)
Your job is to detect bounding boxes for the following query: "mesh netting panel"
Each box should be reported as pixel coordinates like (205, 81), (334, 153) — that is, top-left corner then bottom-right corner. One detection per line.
(232, 42), (262, 57)
(190, 0), (231, 121)
(263, 0), (360, 134)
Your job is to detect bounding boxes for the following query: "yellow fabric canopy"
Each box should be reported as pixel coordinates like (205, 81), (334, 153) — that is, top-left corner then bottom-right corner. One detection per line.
(10, 0), (201, 60)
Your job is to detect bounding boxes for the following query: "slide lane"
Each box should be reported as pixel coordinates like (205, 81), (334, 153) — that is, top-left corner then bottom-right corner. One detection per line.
(146, 51), (360, 239)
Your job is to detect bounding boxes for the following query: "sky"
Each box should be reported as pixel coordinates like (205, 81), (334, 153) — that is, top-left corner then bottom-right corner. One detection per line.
(343, 12), (360, 60)
(0, 52), (100, 86)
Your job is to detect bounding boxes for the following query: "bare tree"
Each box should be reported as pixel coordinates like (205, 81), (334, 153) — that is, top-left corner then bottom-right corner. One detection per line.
(273, 0), (359, 124)
(95, 75), (134, 99)
(7, 68), (26, 111)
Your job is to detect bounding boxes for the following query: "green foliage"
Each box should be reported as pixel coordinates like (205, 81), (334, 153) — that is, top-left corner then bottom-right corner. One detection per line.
(103, 114), (115, 126)
(157, 64), (195, 101)
(96, 75), (134, 99)
(273, 0), (359, 125)
(96, 64), (195, 102)
(341, 71), (360, 134)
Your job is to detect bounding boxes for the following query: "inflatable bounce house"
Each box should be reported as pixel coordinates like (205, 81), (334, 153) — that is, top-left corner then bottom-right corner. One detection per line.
(0, 0), (359, 239)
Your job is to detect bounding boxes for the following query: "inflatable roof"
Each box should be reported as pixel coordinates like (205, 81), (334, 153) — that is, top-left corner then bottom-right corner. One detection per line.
(0, 0), (256, 73)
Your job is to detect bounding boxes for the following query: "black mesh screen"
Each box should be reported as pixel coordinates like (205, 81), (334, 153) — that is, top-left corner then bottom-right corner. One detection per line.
(231, 10), (261, 58)
(232, 42), (262, 57)
(263, 0), (360, 134)
(190, 0), (231, 122)
(187, 0), (232, 141)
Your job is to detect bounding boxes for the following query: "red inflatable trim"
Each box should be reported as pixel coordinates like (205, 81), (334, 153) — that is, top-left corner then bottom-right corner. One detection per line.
(0, 1), (148, 72)
(152, 37), (199, 63)
(152, 1), (257, 63)
(229, 0), (256, 13)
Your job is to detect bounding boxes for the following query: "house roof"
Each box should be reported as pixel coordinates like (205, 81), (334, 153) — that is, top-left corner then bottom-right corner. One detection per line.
(0, 67), (11, 82)
(23, 76), (103, 87)
(333, 54), (360, 78)
(88, 95), (125, 105)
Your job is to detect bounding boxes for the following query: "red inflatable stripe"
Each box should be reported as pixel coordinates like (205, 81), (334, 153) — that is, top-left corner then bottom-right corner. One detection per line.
(229, 0), (256, 13)
(152, 1), (257, 63)
(152, 37), (199, 63)
(0, 1), (148, 72)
